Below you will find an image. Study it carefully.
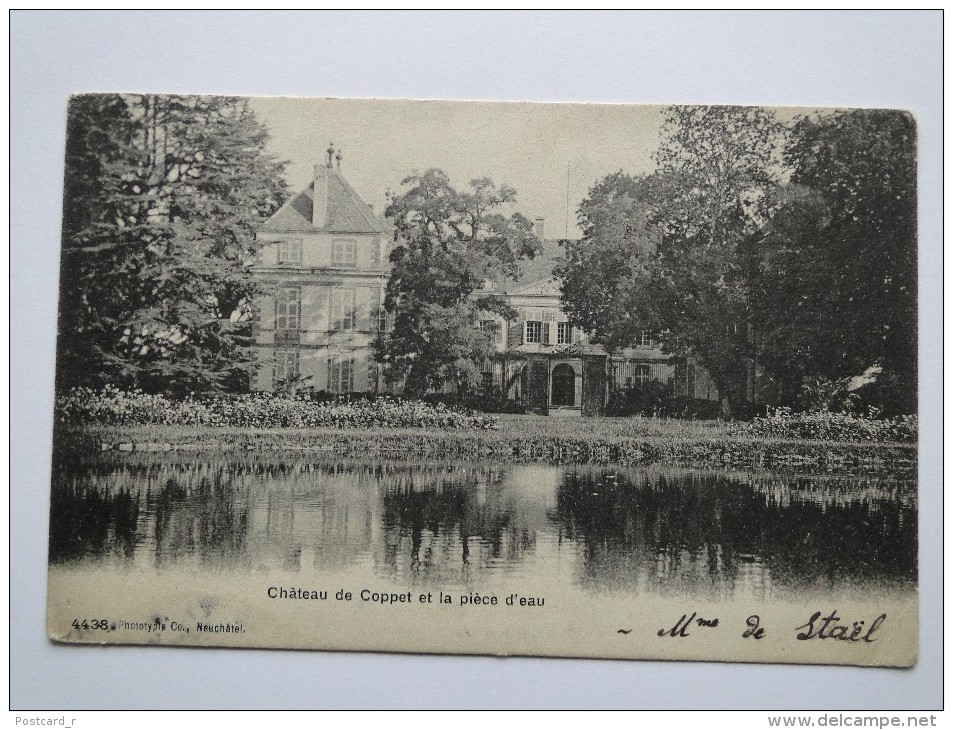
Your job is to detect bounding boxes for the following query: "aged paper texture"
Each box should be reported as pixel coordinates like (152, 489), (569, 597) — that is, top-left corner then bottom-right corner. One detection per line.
(47, 97), (918, 667)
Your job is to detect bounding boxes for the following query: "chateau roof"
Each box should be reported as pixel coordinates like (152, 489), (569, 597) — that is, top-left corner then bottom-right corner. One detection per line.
(510, 239), (566, 290)
(261, 167), (387, 234)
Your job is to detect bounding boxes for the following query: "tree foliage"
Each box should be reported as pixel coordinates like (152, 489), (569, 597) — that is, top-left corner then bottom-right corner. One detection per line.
(556, 172), (663, 353)
(779, 109), (917, 413)
(651, 106), (787, 405)
(559, 105), (917, 415)
(561, 106), (786, 407)
(57, 94), (288, 394)
(376, 169), (541, 395)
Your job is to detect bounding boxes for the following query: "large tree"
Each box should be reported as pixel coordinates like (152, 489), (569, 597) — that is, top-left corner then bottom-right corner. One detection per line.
(651, 106), (787, 409)
(376, 169), (541, 395)
(556, 172), (664, 353)
(57, 94), (288, 393)
(560, 106), (787, 411)
(777, 109), (917, 413)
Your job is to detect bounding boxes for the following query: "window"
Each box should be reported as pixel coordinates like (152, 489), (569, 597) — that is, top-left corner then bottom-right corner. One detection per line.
(525, 321), (543, 344)
(636, 364), (652, 385)
(637, 329), (654, 347)
(328, 356), (354, 393)
(333, 239), (357, 266)
(378, 306), (388, 333)
(277, 239), (302, 265)
(481, 370), (495, 393)
(481, 319), (503, 346)
(367, 362), (379, 391)
(556, 322), (573, 345)
(276, 288), (300, 331)
(275, 349), (299, 382)
(331, 288), (356, 331)
(677, 362), (696, 397)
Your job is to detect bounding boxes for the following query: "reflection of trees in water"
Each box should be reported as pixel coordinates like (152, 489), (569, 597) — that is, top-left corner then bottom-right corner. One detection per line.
(50, 455), (917, 598)
(152, 473), (249, 568)
(49, 459), (253, 567)
(553, 469), (917, 596)
(49, 484), (140, 563)
(377, 465), (535, 583)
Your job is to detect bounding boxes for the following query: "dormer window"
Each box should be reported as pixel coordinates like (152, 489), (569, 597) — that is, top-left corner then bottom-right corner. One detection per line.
(333, 239), (357, 266)
(637, 329), (654, 347)
(277, 239), (302, 265)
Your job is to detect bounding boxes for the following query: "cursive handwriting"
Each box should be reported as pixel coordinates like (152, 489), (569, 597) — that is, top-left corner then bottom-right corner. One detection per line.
(795, 610), (886, 642)
(657, 612), (719, 638)
(742, 614), (766, 639)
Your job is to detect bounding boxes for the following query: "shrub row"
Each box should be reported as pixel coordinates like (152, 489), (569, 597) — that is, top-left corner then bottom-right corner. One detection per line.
(56, 386), (498, 431)
(606, 387), (723, 420)
(730, 407), (917, 444)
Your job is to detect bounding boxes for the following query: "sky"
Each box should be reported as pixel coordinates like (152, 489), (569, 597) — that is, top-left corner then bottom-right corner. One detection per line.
(249, 97), (669, 239)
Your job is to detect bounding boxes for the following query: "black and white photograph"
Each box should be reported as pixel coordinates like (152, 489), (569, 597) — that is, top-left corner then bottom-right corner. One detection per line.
(45, 96), (919, 667)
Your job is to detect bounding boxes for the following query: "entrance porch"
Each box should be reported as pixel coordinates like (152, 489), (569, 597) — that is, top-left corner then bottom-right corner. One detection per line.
(511, 353), (608, 416)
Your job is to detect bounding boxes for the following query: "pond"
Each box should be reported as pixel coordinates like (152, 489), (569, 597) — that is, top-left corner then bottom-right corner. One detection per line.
(49, 455), (917, 602)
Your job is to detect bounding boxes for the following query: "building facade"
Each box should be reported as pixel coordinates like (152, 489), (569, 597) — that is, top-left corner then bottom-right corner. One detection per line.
(473, 252), (719, 415)
(252, 159), (389, 393)
(252, 161), (720, 414)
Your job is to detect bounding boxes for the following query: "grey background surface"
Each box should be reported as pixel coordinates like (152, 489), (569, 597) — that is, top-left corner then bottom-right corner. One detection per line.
(11, 10), (942, 710)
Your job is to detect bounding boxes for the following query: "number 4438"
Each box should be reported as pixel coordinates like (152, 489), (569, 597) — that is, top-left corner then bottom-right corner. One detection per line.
(72, 618), (109, 630)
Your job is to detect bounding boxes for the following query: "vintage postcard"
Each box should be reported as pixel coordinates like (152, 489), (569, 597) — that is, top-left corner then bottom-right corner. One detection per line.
(47, 97), (918, 666)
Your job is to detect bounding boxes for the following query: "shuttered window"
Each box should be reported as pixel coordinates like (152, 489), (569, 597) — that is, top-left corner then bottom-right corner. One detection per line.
(275, 349), (299, 382)
(277, 239), (302, 265)
(556, 322), (573, 344)
(331, 288), (356, 331)
(525, 321), (543, 344)
(276, 288), (300, 331)
(328, 355), (355, 393)
(333, 239), (357, 266)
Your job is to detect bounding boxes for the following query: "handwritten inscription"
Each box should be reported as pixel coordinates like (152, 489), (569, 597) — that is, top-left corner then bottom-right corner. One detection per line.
(657, 612), (719, 638)
(742, 614), (766, 639)
(795, 610), (886, 642)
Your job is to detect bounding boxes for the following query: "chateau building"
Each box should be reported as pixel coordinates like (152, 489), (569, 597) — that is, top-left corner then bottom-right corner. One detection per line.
(252, 156), (719, 414)
(252, 153), (389, 394)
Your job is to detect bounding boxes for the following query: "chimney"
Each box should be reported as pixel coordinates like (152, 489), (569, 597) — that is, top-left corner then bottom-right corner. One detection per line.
(312, 163), (329, 229)
(534, 217), (545, 239)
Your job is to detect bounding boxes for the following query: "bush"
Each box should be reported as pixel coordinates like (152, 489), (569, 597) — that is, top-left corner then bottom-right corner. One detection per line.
(606, 383), (721, 420)
(731, 406), (917, 444)
(56, 386), (498, 431)
(797, 375), (857, 413)
(422, 392), (527, 415)
(852, 370), (918, 418)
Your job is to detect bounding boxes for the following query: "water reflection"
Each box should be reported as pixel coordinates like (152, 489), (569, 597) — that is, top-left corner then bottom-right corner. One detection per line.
(378, 465), (538, 584)
(555, 469), (916, 597)
(48, 455), (917, 598)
